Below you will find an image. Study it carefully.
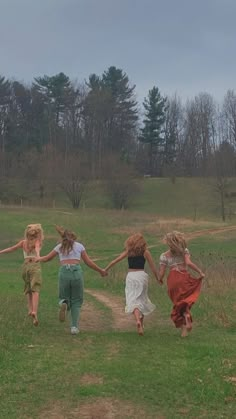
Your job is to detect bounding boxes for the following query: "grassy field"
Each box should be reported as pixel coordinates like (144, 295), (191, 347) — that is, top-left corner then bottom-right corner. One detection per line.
(5, 176), (236, 220)
(0, 202), (236, 418)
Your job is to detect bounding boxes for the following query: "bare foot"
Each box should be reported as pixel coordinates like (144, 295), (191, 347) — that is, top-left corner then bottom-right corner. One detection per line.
(181, 325), (188, 337)
(31, 313), (39, 327)
(140, 315), (144, 329)
(136, 321), (144, 336)
(184, 313), (192, 332)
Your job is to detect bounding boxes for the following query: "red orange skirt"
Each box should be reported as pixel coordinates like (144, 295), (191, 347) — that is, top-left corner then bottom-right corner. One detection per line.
(167, 270), (202, 328)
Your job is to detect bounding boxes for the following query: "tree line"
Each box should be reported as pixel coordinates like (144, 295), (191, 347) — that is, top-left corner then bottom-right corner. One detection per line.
(0, 66), (236, 209)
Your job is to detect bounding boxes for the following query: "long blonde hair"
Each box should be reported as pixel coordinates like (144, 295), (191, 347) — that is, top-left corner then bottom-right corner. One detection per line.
(55, 225), (77, 255)
(24, 224), (44, 252)
(125, 233), (147, 257)
(165, 231), (187, 256)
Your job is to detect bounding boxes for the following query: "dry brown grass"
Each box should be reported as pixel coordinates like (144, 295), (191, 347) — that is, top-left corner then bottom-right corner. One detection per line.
(80, 374), (104, 386)
(198, 256), (236, 327)
(80, 299), (112, 332)
(112, 218), (233, 241)
(39, 397), (160, 419)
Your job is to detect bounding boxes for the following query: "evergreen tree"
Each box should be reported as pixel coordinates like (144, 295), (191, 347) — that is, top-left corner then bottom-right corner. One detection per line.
(34, 73), (72, 122)
(82, 73), (112, 177)
(140, 86), (166, 176)
(33, 73), (73, 147)
(82, 67), (138, 176)
(101, 66), (138, 156)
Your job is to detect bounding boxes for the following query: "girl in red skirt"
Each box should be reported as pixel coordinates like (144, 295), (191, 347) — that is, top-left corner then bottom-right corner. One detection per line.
(159, 231), (205, 337)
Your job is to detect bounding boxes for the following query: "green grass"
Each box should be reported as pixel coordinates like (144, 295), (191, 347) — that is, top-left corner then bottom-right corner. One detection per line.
(4, 176), (236, 220)
(0, 205), (236, 418)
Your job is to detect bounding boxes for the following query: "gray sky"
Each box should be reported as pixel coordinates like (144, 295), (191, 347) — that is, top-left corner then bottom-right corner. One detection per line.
(0, 0), (235, 103)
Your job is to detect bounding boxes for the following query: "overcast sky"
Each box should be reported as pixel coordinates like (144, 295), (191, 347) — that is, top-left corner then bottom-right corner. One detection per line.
(0, 0), (235, 103)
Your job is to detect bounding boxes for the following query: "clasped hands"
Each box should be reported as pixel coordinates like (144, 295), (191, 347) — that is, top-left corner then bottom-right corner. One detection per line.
(101, 269), (108, 277)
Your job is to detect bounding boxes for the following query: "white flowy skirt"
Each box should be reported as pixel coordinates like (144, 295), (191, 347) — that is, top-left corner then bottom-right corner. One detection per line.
(125, 271), (156, 316)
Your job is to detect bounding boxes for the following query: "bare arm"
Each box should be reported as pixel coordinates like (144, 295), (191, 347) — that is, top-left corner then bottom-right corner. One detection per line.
(104, 250), (128, 271)
(185, 254), (205, 278)
(0, 240), (23, 254)
(159, 264), (167, 283)
(81, 251), (107, 276)
(144, 249), (162, 284)
(37, 250), (58, 262)
(35, 240), (41, 258)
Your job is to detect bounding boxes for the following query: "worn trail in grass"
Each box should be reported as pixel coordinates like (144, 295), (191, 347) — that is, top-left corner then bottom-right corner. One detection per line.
(1, 207), (236, 418)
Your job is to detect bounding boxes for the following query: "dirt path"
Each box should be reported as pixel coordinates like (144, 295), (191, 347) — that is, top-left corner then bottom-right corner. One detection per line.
(83, 225), (236, 332)
(85, 289), (134, 331)
(92, 225), (236, 260)
(79, 299), (112, 332)
(148, 225), (236, 249)
(84, 289), (162, 332)
(186, 225), (236, 239)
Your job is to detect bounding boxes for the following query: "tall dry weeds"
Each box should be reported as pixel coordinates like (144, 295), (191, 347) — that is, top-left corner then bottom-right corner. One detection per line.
(196, 253), (236, 327)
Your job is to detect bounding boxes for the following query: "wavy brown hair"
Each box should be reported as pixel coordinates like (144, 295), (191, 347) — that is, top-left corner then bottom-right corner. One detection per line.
(125, 233), (147, 257)
(165, 231), (187, 256)
(55, 225), (77, 255)
(24, 224), (44, 252)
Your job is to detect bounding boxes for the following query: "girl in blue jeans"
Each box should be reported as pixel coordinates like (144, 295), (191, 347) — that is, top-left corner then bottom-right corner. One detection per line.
(36, 225), (107, 335)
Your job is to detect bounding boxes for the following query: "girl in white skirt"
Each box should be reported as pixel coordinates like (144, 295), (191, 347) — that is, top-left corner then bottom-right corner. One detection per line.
(105, 233), (162, 335)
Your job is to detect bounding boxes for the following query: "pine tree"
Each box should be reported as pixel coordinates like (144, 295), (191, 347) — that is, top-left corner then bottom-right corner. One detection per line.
(101, 66), (138, 156)
(140, 86), (166, 176)
(33, 73), (73, 147)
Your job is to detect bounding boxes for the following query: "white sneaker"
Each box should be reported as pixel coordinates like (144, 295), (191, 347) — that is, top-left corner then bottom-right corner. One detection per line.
(71, 327), (79, 335)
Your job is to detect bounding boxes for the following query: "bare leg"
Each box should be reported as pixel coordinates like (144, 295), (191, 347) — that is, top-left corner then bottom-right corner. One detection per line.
(181, 325), (188, 337)
(140, 314), (144, 329)
(31, 292), (39, 326)
(27, 293), (33, 316)
(133, 308), (144, 336)
(59, 301), (68, 322)
(184, 312), (192, 332)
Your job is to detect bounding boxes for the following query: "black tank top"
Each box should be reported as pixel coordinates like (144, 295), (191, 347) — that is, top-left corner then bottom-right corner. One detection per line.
(128, 255), (146, 269)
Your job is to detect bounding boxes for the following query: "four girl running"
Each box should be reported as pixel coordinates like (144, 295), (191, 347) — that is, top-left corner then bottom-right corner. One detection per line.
(0, 224), (204, 337)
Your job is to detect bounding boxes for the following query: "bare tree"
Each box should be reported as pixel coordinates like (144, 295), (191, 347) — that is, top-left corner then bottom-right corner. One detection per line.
(194, 93), (216, 176)
(215, 177), (228, 222)
(182, 93), (216, 176)
(57, 152), (89, 209)
(103, 154), (139, 209)
(222, 89), (236, 145)
(212, 110), (231, 221)
(163, 94), (184, 179)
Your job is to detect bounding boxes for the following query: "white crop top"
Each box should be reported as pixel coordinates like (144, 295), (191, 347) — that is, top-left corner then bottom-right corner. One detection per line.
(54, 241), (85, 261)
(159, 248), (190, 268)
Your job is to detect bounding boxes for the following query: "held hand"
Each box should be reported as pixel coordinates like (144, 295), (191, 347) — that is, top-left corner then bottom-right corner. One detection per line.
(155, 274), (163, 285)
(199, 272), (205, 279)
(101, 269), (108, 277)
(34, 257), (41, 263)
